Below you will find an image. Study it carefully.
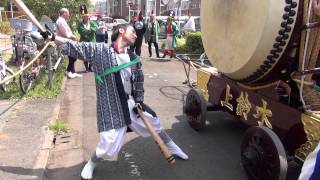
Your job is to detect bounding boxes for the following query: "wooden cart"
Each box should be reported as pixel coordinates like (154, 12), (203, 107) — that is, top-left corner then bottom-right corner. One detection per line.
(178, 55), (320, 180)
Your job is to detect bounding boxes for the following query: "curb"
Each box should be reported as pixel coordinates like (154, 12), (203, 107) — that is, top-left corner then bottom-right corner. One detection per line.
(31, 76), (67, 179)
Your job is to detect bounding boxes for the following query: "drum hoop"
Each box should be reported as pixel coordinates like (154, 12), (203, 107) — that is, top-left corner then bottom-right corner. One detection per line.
(237, 0), (300, 83)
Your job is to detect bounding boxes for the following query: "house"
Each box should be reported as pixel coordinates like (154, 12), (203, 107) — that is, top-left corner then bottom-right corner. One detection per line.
(107, 0), (200, 19)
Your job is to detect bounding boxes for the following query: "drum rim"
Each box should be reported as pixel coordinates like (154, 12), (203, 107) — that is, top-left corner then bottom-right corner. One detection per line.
(201, 0), (300, 84)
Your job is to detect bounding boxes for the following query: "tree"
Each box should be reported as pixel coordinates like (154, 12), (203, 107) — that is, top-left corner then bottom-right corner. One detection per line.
(23, 0), (91, 30)
(0, 0), (9, 11)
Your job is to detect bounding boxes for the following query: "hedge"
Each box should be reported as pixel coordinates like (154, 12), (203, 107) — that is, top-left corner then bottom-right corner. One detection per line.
(176, 32), (204, 54)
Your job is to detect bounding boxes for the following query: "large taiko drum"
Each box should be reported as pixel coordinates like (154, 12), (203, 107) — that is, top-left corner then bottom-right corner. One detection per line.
(201, 0), (303, 85)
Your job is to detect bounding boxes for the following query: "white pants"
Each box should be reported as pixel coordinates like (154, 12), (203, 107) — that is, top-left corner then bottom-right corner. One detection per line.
(298, 142), (320, 180)
(95, 97), (162, 160)
(165, 34), (174, 50)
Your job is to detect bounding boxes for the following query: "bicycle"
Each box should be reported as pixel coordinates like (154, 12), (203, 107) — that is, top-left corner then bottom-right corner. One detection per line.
(0, 49), (15, 92)
(11, 18), (62, 94)
(18, 32), (62, 93)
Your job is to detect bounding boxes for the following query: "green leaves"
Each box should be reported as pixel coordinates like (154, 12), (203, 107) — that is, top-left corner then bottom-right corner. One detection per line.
(24, 0), (90, 27)
(176, 32), (204, 54)
(185, 32), (204, 54)
(49, 119), (67, 134)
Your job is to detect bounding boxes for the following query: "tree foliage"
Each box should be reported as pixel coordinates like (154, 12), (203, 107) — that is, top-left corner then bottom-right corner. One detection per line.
(23, 0), (91, 30)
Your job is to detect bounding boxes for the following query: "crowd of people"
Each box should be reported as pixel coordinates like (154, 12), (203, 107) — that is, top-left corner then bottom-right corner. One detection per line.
(57, 6), (185, 80)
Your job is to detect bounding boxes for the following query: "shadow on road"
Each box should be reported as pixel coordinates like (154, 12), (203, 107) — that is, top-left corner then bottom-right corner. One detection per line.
(159, 85), (189, 102)
(41, 111), (250, 180)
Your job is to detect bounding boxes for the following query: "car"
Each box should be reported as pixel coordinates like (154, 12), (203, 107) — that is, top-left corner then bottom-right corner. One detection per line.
(113, 19), (128, 25)
(159, 20), (167, 39)
(111, 18), (128, 30)
(194, 17), (201, 32)
(181, 16), (201, 35)
(102, 17), (114, 31)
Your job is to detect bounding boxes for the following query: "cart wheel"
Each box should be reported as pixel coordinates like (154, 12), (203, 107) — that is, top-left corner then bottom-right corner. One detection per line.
(241, 126), (287, 180)
(184, 88), (207, 131)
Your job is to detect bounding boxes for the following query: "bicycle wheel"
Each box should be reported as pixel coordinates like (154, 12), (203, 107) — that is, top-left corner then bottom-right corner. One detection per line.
(0, 68), (15, 92)
(19, 55), (35, 94)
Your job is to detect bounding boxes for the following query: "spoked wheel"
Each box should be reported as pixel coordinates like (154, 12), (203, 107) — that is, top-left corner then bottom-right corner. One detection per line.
(184, 88), (207, 131)
(241, 126), (287, 180)
(0, 68), (15, 92)
(19, 59), (35, 94)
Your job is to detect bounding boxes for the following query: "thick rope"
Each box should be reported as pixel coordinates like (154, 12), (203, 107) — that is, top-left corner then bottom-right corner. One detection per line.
(299, 0), (320, 110)
(0, 41), (55, 85)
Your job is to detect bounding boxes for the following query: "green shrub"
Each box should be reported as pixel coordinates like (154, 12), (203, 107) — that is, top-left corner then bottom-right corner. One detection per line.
(175, 32), (204, 54)
(0, 57), (67, 99)
(185, 32), (204, 54)
(176, 38), (187, 53)
(49, 119), (67, 134)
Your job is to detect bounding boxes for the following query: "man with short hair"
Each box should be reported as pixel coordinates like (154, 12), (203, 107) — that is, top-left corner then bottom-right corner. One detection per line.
(55, 8), (82, 78)
(43, 23), (188, 179)
(130, 12), (146, 56)
(144, 13), (160, 58)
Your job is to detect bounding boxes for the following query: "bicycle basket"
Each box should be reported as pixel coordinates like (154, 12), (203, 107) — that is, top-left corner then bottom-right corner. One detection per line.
(10, 18), (33, 31)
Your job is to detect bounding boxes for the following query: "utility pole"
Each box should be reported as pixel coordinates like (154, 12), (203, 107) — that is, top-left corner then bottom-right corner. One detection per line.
(177, 0), (182, 28)
(10, 0), (13, 18)
(120, 0), (122, 17)
(154, 0), (156, 15)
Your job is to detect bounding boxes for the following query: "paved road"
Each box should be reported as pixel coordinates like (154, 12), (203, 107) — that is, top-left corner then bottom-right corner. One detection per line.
(44, 51), (249, 180)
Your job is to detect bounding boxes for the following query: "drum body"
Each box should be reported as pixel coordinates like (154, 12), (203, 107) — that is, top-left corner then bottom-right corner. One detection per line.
(201, 0), (302, 85)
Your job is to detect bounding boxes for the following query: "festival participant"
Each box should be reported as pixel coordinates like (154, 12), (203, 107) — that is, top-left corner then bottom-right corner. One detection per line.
(41, 23), (188, 180)
(162, 10), (179, 59)
(144, 13), (160, 58)
(78, 4), (98, 72)
(130, 12), (146, 56)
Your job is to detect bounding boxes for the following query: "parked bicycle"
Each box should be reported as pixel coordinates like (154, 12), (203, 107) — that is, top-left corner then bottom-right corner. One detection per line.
(10, 18), (62, 94)
(0, 50), (15, 92)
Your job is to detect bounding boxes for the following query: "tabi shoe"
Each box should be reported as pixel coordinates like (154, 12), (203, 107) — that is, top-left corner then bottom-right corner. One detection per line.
(166, 141), (189, 160)
(81, 159), (96, 179)
(65, 71), (76, 79)
(73, 73), (83, 77)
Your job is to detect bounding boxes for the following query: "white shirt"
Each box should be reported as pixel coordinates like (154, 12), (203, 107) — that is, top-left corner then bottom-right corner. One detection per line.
(55, 16), (74, 39)
(115, 52), (132, 95)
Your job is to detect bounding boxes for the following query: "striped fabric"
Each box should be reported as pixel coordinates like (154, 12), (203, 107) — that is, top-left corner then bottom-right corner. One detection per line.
(61, 41), (144, 132)
(299, 142), (320, 180)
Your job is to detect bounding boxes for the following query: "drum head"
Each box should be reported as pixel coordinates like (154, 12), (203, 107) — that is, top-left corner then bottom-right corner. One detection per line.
(201, 0), (299, 83)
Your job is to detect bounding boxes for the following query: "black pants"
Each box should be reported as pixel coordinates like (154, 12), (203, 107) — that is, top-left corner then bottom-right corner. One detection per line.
(84, 61), (92, 72)
(148, 40), (159, 57)
(66, 56), (77, 73)
(130, 37), (143, 56)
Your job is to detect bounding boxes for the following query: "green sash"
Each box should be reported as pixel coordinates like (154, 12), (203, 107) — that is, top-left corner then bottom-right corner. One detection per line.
(95, 57), (141, 85)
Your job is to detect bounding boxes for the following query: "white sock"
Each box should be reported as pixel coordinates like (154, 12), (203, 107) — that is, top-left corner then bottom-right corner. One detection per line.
(166, 141), (189, 160)
(81, 159), (96, 179)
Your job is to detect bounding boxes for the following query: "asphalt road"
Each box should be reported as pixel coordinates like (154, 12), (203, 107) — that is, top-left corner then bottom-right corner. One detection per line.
(44, 54), (249, 180)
